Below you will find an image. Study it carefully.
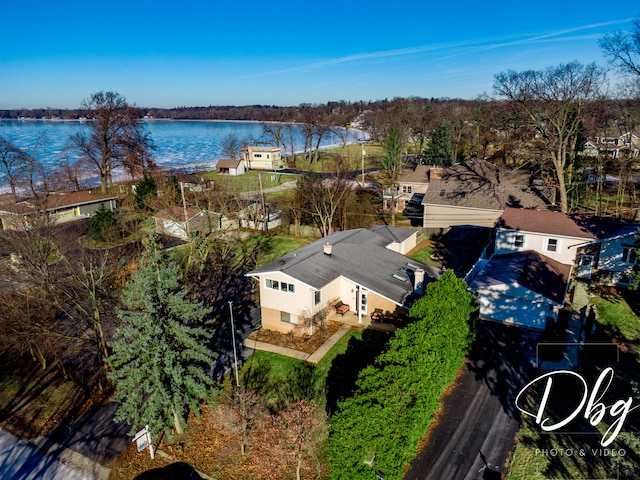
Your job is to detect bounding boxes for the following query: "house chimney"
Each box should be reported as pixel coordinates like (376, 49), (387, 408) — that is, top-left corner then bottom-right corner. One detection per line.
(323, 243), (332, 255)
(414, 268), (425, 294)
(428, 167), (443, 181)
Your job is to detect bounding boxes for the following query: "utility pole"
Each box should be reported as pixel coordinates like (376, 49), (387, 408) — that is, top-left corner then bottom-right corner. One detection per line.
(258, 173), (267, 233)
(361, 142), (366, 187)
(228, 301), (240, 388)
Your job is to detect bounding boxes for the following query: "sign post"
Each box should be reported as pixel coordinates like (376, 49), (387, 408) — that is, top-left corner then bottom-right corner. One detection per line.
(133, 425), (155, 459)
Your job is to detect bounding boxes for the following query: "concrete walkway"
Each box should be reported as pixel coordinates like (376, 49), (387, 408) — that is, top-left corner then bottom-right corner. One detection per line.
(245, 324), (352, 364)
(539, 281), (589, 370)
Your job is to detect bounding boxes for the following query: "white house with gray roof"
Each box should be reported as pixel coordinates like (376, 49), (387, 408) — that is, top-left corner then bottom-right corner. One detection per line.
(246, 227), (439, 333)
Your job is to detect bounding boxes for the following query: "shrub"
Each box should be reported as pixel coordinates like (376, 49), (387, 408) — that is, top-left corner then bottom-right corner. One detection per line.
(327, 271), (477, 479)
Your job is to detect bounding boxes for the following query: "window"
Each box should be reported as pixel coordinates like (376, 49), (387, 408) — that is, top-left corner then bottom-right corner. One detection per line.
(402, 185), (412, 194)
(439, 189), (446, 196)
(545, 238), (559, 253)
(281, 311), (299, 324)
(266, 278), (295, 293)
(254, 153), (262, 158)
(514, 234), (525, 248)
(622, 247), (637, 264)
(314, 291), (321, 305)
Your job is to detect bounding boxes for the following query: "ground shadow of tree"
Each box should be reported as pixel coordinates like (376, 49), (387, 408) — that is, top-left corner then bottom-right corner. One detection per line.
(324, 329), (393, 415)
(465, 321), (542, 419)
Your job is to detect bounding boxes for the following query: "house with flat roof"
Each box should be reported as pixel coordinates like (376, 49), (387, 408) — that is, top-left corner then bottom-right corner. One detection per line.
(246, 227), (439, 333)
(241, 146), (284, 171)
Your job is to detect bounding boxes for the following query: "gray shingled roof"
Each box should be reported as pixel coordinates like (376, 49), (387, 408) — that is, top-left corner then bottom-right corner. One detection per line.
(247, 228), (440, 305)
(469, 251), (570, 305)
(422, 160), (554, 210)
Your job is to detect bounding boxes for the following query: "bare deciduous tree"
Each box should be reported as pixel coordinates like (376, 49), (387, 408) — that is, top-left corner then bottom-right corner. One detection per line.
(0, 137), (27, 202)
(71, 91), (154, 192)
(494, 62), (605, 212)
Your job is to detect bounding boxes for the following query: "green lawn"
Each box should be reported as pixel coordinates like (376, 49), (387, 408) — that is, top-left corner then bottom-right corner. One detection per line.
(591, 294), (640, 353)
(250, 234), (316, 267)
(201, 170), (298, 192)
(236, 330), (361, 410)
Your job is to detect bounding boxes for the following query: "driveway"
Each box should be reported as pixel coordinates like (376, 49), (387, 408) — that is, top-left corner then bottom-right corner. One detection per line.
(405, 321), (541, 480)
(0, 429), (92, 480)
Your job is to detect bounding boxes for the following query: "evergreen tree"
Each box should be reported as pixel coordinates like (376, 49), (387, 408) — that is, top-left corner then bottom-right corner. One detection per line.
(423, 124), (453, 166)
(134, 175), (157, 210)
(108, 234), (217, 439)
(87, 204), (121, 243)
(379, 127), (406, 226)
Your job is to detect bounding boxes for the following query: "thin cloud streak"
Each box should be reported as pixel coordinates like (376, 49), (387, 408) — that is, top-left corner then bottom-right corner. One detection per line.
(245, 18), (633, 79)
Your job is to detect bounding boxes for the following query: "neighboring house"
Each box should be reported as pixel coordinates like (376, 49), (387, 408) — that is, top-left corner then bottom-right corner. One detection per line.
(216, 159), (246, 176)
(241, 146), (285, 171)
(421, 160), (555, 230)
(466, 208), (640, 331)
(174, 173), (214, 193)
(570, 216), (640, 286)
(494, 207), (595, 266)
(0, 191), (118, 231)
(468, 251), (571, 330)
(246, 227), (439, 333)
(154, 206), (206, 239)
(580, 132), (640, 159)
(238, 203), (282, 232)
(383, 165), (430, 212)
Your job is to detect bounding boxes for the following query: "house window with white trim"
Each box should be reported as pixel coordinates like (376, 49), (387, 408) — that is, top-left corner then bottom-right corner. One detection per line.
(314, 290), (321, 305)
(545, 238), (559, 253)
(402, 185), (412, 194)
(266, 278), (295, 293)
(281, 311), (299, 324)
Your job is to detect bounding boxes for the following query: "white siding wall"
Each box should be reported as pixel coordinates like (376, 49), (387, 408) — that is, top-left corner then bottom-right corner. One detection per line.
(258, 272), (314, 320)
(495, 229), (584, 265)
(598, 234), (637, 274)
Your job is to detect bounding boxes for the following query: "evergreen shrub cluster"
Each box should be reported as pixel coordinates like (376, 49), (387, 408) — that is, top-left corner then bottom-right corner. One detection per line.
(327, 271), (477, 480)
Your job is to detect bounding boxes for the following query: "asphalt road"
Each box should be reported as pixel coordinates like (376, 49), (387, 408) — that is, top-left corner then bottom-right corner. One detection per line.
(0, 429), (91, 480)
(405, 322), (541, 480)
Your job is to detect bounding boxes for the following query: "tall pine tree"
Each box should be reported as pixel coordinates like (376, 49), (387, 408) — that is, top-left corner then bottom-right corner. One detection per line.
(423, 124), (453, 166)
(108, 234), (217, 439)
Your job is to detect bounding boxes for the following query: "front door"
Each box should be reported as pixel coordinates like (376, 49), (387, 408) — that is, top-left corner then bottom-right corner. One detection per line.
(577, 255), (594, 279)
(359, 290), (368, 315)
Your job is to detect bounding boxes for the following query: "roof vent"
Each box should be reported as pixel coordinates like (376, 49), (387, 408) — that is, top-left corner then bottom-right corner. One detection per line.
(323, 243), (332, 255)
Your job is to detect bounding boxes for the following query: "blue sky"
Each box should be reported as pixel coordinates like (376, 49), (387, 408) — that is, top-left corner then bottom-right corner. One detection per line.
(1, 0), (637, 109)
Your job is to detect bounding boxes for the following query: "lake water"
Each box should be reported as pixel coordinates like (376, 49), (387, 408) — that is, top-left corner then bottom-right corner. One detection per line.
(0, 119), (360, 172)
